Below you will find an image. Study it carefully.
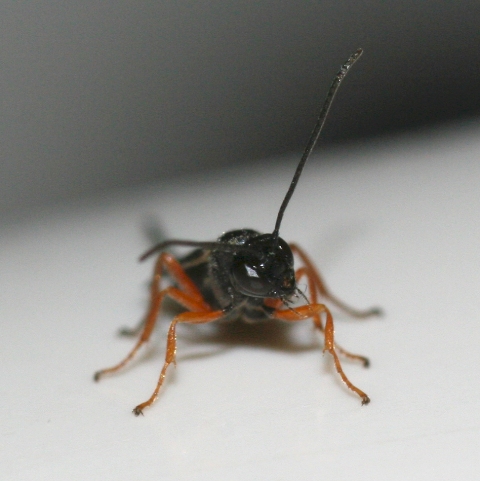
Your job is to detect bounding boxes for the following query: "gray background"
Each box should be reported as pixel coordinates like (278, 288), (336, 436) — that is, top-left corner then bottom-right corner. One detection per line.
(2, 1), (480, 221)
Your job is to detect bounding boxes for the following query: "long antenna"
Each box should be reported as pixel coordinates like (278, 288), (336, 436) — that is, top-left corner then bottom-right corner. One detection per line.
(272, 48), (363, 240)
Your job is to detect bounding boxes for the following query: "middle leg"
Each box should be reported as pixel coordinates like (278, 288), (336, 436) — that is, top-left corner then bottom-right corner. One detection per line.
(94, 252), (211, 381)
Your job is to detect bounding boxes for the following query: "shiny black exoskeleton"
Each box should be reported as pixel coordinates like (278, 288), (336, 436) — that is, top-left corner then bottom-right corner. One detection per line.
(181, 229), (296, 322)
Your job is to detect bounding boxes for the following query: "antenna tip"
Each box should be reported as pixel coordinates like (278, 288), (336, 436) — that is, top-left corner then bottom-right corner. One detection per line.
(339, 49), (364, 78)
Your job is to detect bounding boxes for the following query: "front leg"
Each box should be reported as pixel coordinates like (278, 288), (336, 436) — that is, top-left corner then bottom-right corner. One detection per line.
(295, 266), (370, 367)
(272, 303), (370, 405)
(133, 309), (225, 416)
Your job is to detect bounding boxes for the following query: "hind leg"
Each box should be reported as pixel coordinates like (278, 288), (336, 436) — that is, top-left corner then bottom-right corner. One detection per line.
(290, 243), (382, 318)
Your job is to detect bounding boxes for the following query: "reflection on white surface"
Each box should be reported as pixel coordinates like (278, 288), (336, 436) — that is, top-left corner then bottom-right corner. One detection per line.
(1, 123), (480, 480)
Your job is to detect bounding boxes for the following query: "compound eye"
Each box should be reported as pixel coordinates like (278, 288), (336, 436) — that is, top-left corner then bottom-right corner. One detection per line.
(231, 259), (272, 297)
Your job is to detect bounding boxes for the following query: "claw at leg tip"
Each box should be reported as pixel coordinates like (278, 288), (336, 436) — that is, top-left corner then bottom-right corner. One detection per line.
(133, 407), (144, 416)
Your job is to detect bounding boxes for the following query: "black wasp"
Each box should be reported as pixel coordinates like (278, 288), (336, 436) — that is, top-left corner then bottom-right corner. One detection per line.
(95, 49), (381, 415)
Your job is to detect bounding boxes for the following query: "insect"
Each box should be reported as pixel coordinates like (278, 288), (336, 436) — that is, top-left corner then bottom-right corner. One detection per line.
(94, 48), (381, 415)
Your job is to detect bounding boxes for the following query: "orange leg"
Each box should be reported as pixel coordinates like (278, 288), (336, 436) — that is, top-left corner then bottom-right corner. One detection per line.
(290, 243), (382, 318)
(132, 309), (225, 416)
(94, 252), (211, 382)
(295, 267), (369, 367)
(273, 303), (370, 405)
(271, 264), (370, 405)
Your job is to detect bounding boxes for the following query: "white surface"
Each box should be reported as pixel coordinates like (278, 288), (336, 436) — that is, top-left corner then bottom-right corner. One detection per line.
(1, 122), (480, 480)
